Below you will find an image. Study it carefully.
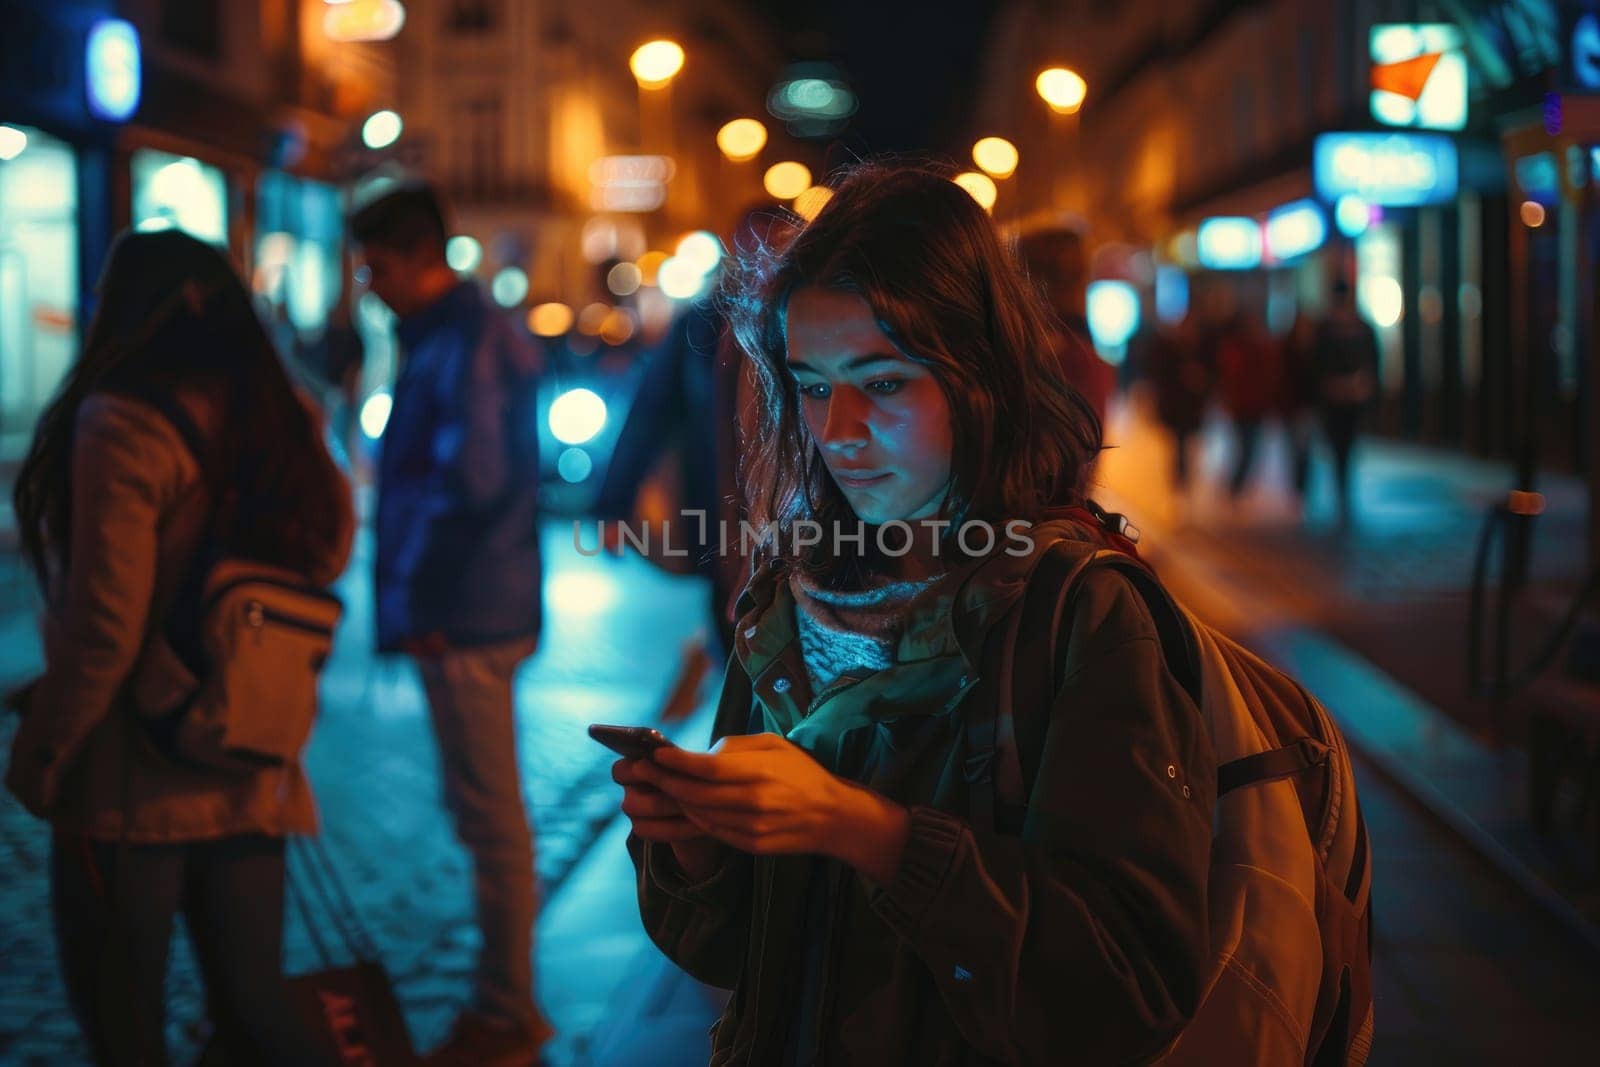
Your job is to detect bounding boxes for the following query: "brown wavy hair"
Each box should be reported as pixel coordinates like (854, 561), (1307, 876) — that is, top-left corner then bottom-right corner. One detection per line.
(13, 229), (349, 584)
(721, 161), (1102, 578)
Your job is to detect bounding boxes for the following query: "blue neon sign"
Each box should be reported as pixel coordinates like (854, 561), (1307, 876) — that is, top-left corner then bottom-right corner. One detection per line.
(1265, 200), (1328, 261)
(1314, 132), (1456, 206)
(1196, 217), (1262, 271)
(86, 19), (141, 122)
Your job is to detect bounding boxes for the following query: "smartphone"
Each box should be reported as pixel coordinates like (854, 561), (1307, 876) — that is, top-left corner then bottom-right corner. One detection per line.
(588, 723), (676, 760)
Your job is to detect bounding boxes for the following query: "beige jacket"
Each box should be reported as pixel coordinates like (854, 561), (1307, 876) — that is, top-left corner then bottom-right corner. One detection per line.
(6, 391), (354, 842)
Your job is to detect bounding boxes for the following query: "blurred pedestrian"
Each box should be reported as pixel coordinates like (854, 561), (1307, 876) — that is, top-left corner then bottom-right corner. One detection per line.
(1016, 225), (1115, 424)
(1280, 308), (1320, 505)
(1214, 310), (1280, 499)
(1312, 278), (1381, 526)
(310, 300), (367, 465)
(612, 164), (1211, 1063)
(5, 230), (353, 1065)
(1148, 311), (1213, 491)
(350, 184), (551, 1065)
(594, 210), (792, 670)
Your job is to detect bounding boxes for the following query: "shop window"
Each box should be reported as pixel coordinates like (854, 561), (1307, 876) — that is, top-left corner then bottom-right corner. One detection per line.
(0, 124), (77, 459)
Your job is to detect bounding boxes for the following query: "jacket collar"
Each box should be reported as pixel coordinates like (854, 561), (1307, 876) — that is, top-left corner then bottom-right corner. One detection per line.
(729, 518), (1104, 722)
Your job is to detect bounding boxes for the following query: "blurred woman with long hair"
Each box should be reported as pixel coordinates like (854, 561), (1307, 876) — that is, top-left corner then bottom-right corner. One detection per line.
(6, 229), (352, 1064)
(610, 164), (1215, 1063)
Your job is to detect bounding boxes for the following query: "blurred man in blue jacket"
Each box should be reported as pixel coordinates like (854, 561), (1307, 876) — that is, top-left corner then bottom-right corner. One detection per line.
(351, 184), (549, 1065)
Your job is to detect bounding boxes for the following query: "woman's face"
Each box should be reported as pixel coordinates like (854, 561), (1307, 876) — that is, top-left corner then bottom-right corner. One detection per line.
(785, 287), (953, 524)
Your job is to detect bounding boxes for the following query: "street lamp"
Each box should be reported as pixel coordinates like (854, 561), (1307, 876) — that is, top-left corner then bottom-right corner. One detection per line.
(953, 172), (998, 212)
(972, 136), (1018, 179)
(362, 109), (402, 150)
(630, 40), (685, 89)
(717, 118), (767, 162)
(764, 161), (811, 200)
(324, 0), (406, 43)
(1036, 67), (1087, 114)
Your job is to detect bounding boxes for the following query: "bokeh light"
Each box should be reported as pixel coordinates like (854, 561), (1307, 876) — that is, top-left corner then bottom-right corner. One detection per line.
(0, 125), (29, 161)
(578, 302), (611, 336)
(324, 0), (406, 43)
(675, 231), (723, 274)
(362, 110), (402, 150)
(359, 390), (393, 439)
(557, 447), (594, 484)
(527, 302), (573, 337)
(1334, 194), (1371, 238)
(1036, 67), (1087, 113)
(658, 256), (708, 299)
(600, 307), (638, 346)
(549, 388), (608, 445)
(953, 171), (997, 211)
(491, 267), (529, 308)
(972, 137), (1019, 179)
(716, 118), (767, 162)
(446, 234), (482, 273)
(764, 161), (812, 200)
(630, 40), (685, 88)
(1520, 200), (1546, 228)
(637, 251), (669, 287)
(607, 261), (642, 296)
(793, 185), (834, 221)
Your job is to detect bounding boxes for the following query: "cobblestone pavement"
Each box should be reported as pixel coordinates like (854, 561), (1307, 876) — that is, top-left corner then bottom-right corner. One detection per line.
(0, 519), (715, 1065)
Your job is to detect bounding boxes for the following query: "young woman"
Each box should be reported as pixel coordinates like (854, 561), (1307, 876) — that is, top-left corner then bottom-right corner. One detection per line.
(6, 230), (353, 1065)
(612, 164), (1216, 1064)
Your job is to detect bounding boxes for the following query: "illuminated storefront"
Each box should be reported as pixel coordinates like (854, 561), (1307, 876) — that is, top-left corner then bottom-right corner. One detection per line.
(0, 125), (78, 459)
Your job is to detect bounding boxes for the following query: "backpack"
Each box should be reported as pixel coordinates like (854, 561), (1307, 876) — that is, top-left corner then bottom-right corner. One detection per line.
(120, 389), (343, 776)
(966, 527), (1374, 1067)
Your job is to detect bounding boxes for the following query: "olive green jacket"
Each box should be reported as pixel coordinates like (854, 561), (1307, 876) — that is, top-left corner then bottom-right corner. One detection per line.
(630, 523), (1216, 1065)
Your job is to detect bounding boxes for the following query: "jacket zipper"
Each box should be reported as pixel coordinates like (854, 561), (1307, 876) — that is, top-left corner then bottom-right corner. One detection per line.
(206, 575), (342, 613)
(812, 863), (853, 1064)
(246, 602), (337, 638)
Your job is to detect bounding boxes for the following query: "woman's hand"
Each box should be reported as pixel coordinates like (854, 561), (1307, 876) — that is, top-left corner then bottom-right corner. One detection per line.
(612, 756), (724, 880)
(642, 733), (911, 885)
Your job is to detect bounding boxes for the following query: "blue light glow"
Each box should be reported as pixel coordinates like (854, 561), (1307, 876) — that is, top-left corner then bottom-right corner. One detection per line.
(1155, 266), (1189, 325)
(86, 19), (141, 122)
(549, 388), (607, 445)
(557, 447), (594, 483)
(1086, 280), (1141, 351)
(1264, 200), (1327, 261)
(1335, 195), (1371, 238)
(1314, 132), (1457, 206)
(1196, 217), (1263, 271)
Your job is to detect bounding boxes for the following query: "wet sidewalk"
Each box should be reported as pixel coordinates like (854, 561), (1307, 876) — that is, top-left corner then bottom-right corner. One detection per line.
(0, 519), (727, 1065)
(1095, 395), (1600, 1060)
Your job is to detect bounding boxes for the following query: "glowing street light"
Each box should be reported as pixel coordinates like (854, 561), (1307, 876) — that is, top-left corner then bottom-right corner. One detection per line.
(1036, 67), (1087, 114)
(630, 40), (685, 89)
(972, 136), (1018, 179)
(528, 302), (574, 337)
(324, 0), (406, 43)
(362, 109), (403, 150)
(954, 171), (998, 212)
(764, 161), (812, 200)
(0, 125), (27, 161)
(716, 118), (768, 162)
(793, 186), (833, 221)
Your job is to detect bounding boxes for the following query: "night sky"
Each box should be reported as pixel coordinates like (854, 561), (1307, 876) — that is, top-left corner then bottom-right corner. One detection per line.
(749, 0), (1001, 161)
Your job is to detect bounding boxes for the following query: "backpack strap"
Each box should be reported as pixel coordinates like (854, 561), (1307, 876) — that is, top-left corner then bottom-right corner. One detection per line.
(967, 536), (1202, 833)
(967, 540), (1098, 833)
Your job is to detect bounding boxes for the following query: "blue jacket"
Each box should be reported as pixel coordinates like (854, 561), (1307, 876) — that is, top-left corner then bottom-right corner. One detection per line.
(375, 281), (542, 652)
